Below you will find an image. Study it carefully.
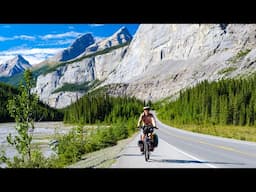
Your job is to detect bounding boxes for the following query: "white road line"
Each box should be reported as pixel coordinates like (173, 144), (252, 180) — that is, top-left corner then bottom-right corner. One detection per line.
(160, 139), (217, 168)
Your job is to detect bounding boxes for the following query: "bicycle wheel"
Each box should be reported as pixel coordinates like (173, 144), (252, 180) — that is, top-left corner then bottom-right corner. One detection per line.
(144, 140), (149, 161)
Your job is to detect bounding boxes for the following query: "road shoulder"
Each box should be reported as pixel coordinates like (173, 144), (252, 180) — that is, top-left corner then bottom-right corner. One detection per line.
(67, 133), (139, 168)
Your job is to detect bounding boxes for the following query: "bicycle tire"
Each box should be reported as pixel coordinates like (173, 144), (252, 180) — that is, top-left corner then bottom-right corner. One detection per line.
(144, 140), (149, 161)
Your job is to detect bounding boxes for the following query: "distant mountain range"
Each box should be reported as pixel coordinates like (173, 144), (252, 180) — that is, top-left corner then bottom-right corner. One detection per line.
(0, 55), (31, 77)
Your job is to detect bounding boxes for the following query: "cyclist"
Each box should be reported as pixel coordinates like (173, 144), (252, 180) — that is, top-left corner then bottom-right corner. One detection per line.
(137, 106), (158, 150)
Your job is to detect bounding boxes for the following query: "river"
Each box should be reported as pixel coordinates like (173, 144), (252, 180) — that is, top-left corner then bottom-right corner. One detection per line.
(0, 121), (73, 167)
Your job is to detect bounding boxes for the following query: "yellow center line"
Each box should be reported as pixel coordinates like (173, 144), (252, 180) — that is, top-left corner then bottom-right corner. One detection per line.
(159, 128), (256, 158)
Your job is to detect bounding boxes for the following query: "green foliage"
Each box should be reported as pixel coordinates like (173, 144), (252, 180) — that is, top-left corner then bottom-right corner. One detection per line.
(50, 93), (143, 167)
(55, 127), (86, 165)
(218, 67), (237, 75)
(0, 82), (19, 122)
(236, 49), (251, 59)
(3, 70), (62, 167)
(64, 92), (143, 125)
(0, 73), (24, 87)
(6, 70), (38, 162)
(0, 82), (63, 122)
(229, 49), (251, 63)
(157, 74), (256, 127)
(5, 148), (59, 168)
(52, 80), (101, 94)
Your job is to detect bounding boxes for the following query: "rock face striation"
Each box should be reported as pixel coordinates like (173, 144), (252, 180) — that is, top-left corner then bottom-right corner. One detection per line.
(102, 24), (256, 102)
(34, 24), (256, 108)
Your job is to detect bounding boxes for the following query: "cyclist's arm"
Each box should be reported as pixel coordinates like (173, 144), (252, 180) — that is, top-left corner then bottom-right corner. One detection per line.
(151, 116), (156, 127)
(137, 113), (143, 127)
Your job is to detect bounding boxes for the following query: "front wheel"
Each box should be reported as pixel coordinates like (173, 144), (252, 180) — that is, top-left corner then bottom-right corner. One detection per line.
(144, 141), (150, 161)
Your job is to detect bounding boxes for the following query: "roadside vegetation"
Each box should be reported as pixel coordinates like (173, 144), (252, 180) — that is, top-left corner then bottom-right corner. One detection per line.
(0, 82), (63, 123)
(0, 70), (143, 167)
(154, 74), (256, 142)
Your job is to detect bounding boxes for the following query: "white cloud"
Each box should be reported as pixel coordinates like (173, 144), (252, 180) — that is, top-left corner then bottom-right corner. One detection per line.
(0, 35), (36, 42)
(40, 31), (82, 40)
(37, 38), (74, 47)
(0, 48), (63, 65)
(13, 35), (36, 41)
(0, 36), (10, 41)
(89, 24), (105, 27)
(55, 39), (74, 45)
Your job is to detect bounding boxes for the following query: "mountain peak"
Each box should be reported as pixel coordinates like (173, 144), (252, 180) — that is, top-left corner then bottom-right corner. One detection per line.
(13, 54), (29, 63)
(59, 33), (95, 62)
(70, 33), (94, 49)
(116, 26), (130, 34)
(112, 26), (132, 43)
(0, 55), (31, 77)
(80, 27), (132, 56)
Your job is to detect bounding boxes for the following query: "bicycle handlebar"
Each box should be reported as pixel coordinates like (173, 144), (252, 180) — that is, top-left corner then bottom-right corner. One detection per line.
(137, 126), (158, 129)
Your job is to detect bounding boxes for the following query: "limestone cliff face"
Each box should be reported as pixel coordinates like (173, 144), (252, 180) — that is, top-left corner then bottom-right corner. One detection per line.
(103, 24), (256, 101)
(33, 29), (130, 108)
(34, 24), (256, 108)
(33, 58), (95, 108)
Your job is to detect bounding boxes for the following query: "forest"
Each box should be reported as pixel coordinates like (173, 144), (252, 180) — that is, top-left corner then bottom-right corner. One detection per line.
(64, 92), (143, 126)
(156, 75), (256, 127)
(0, 82), (63, 122)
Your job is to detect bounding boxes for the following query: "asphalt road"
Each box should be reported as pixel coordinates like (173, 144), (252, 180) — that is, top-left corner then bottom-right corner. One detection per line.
(112, 112), (256, 168)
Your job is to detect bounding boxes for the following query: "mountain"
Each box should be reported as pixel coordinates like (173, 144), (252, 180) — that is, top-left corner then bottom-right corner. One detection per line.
(0, 55), (31, 77)
(49, 33), (95, 62)
(78, 26), (132, 57)
(32, 27), (131, 108)
(102, 24), (256, 101)
(34, 24), (256, 109)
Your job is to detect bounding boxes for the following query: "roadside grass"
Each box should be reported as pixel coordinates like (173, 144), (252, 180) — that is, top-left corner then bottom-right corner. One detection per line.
(67, 133), (137, 168)
(159, 119), (256, 142)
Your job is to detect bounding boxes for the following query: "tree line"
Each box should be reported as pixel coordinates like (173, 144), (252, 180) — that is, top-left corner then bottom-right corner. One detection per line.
(157, 75), (256, 126)
(0, 82), (63, 122)
(64, 92), (143, 125)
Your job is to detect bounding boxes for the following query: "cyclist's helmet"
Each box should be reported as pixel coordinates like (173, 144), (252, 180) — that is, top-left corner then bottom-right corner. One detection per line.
(143, 106), (150, 110)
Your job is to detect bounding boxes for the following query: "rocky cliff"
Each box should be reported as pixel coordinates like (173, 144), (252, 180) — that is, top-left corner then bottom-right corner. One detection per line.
(33, 27), (131, 108)
(34, 24), (256, 108)
(102, 24), (256, 102)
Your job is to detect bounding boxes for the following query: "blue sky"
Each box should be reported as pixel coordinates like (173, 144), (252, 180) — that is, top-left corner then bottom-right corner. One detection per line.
(0, 24), (139, 65)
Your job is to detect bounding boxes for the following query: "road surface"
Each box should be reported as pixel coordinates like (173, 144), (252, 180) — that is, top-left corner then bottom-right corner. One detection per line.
(112, 112), (256, 168)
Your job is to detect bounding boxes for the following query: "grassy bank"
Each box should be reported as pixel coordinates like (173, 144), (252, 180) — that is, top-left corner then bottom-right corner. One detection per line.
(159, 118), (256, 142)
(67, 133), (137, 168)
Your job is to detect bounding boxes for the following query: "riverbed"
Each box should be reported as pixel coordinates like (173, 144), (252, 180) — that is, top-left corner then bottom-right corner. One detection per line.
(0, 122), (74, 167)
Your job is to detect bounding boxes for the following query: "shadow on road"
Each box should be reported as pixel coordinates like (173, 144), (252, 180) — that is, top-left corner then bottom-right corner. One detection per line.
(150, 159), (245, 165)
(115, 153), (161, 159)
